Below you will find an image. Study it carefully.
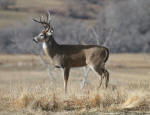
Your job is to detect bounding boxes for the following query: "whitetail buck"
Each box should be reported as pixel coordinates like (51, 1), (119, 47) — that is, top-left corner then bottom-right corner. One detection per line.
(33, 12), (109, 93)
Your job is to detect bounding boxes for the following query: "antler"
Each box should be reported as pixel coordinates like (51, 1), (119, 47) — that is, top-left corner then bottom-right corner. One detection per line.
(33, 12), (51, 31)
(45, 11), (51, 24)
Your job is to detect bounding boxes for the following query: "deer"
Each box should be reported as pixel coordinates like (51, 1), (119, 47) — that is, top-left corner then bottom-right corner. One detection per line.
(33, 12), (109, 93)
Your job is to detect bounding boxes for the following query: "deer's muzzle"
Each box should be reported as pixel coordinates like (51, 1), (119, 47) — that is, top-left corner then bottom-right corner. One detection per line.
(33, 37), (38, 43)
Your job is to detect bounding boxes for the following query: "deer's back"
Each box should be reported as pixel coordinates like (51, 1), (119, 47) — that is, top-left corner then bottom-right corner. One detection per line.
(58, 45), (109, 67)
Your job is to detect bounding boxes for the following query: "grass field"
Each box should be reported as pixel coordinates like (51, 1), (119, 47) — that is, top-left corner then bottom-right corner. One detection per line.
(0, 54), (150, 114)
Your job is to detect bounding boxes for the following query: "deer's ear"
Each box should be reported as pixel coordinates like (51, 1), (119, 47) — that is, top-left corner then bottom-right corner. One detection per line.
(47, 31), (52, 36)
(50, 29), (54, 33)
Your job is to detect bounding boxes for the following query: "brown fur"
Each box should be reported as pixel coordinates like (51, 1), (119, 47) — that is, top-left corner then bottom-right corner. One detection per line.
(33, 13), (109, 93)
(43, 36), (109, 93)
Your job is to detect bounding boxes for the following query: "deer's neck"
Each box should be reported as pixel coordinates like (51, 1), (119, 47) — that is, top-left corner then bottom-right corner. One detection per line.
(43, 36), (60, 58)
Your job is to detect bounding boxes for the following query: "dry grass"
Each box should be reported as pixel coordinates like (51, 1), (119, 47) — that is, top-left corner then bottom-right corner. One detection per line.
(0, 54), (150, 114)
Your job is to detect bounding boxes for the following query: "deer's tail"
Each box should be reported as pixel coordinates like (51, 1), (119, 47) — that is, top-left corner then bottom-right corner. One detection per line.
(104, 47), (109, 63)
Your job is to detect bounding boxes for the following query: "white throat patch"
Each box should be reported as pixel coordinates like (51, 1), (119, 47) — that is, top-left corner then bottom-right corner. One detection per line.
(43, 42), (47, 49)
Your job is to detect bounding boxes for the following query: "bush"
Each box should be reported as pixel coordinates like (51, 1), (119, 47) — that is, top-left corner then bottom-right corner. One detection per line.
(1, 0), (150, 54)
(67, 0), (96, 19)
(0, 20), (41, 54)
(94, 0), (150, 53)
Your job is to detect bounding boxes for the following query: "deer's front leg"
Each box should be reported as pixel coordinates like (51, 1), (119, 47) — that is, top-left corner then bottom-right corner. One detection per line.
(63, 67), (70, 93)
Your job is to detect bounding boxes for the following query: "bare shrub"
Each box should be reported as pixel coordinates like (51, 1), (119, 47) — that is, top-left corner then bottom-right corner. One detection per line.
(93, 0), (150, 53)
(0, 17), (91, 54)
(67, 0), (96, 19)
(1, 0), (150, 54)
(52, 17), (93, 45)
(0, 19), (41, 54)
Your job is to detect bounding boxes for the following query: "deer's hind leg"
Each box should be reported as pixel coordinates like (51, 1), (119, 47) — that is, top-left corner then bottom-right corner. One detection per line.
(63, 67), (70, 93)
(90, 65), (105, 89)
(90, 63), (109, 89)
(96, 68), (105, 89)
(103, 69), (109, 88)
(98, 63), (109, 88)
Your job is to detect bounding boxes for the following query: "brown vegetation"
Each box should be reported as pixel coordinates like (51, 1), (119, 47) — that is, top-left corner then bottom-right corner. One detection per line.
(0, 54), (150, 114)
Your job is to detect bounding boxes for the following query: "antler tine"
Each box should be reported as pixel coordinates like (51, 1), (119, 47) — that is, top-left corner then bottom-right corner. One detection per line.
(33, 16), (50, 29)
(44, 12), (51, 31)
(40, 16), (43, 22)
(33, 12), (51, 31)
(40, 15), (47, 26)
(40, 15), (47, 29)
(33, 18), (41, 23)
(45, 12), (49, 23)
(48, 11), (51, 24)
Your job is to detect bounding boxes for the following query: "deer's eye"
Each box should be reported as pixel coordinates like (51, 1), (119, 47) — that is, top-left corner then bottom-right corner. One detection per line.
(40, 34), (45, 38)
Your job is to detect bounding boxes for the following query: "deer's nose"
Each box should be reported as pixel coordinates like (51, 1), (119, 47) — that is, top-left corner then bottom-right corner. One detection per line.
(33, 37), (38, 43)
